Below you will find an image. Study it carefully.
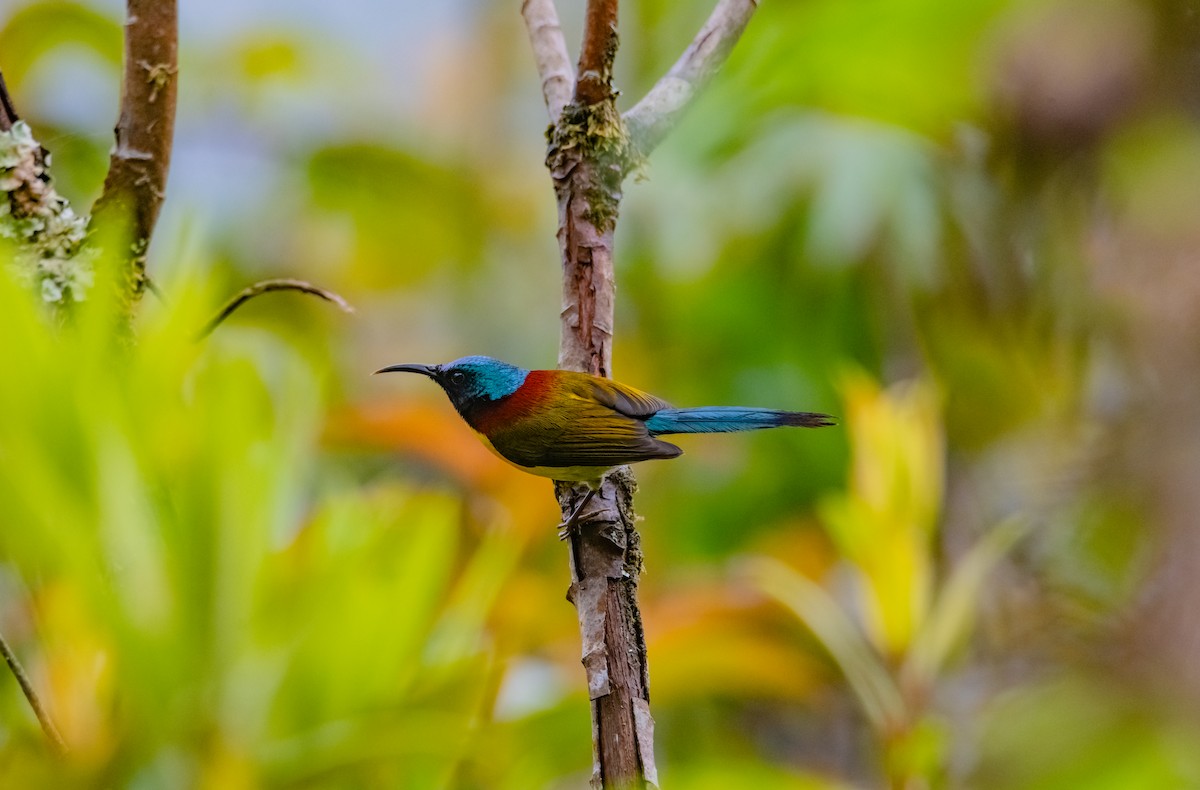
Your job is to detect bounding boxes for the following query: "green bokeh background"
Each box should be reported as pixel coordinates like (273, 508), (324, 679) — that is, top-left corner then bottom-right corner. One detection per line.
(2, 0), (1199, 787)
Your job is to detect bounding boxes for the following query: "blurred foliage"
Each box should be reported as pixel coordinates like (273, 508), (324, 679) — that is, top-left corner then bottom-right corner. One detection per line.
(0, 248), (523, 786)
(820, 374), (943, 657)
(748, 376), (1026, 787)
(4, 0), (1200, 787)
(0, 2), (120, 89)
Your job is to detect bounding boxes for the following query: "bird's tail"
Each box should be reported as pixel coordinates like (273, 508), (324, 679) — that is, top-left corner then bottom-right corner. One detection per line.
(644, 407), (836, 435)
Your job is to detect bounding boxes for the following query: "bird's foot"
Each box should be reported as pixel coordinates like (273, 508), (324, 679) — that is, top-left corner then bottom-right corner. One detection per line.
(557, 487), (598, 541)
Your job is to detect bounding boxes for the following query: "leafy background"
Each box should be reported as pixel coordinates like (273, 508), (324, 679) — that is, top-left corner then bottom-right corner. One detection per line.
(3, 0), (1200, 787)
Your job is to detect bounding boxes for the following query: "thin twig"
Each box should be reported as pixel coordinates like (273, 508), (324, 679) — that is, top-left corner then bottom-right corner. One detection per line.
(623, 0), (759, 158)
(196, 278), (355, 340)
(575, 0), (620, 106)
(521, 0), (575, 122)
(0, 630), (67, 755)
(144, 276), (166, 302)
(90, 0), (179, 307)
(0, 70), (20, 132)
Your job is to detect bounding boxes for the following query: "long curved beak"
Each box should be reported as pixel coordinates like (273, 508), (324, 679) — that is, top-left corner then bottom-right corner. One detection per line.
(374, 363), (438, 377)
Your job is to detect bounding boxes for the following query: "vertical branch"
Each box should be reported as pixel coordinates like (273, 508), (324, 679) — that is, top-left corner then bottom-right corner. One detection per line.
(541, 1), (657, 787)
(551, 127), (622, 378)
(557, 469), (655, 789)
(575, 0), (620, 106)
(524, 1), (757, 786)
(90, 0), (178, 306)
(554, 0), (632, 377)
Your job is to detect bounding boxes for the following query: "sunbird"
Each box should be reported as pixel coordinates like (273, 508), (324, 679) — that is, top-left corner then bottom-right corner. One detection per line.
(375, 356), (835, 534)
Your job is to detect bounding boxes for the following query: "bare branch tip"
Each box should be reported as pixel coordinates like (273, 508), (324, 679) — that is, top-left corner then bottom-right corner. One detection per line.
(623, 0), (760, 156)
(197, 278), (355, 340)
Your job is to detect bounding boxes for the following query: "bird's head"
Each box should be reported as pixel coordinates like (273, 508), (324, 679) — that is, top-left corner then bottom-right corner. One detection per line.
(375, 355), (530, 414)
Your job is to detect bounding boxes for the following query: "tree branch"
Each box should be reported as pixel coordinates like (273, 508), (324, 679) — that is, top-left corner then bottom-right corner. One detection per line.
(623, 0), (759, 158)
(196, 278), (355, 340)
(0, 630), (66, 755)
(0, 71), (20, 132)
(558, 471), (657, 789)
(0, 88), (91, 307)
(531, 1), (753, 784)
(543, 3), (657, 784)
(90, 0), (178, 305)
(521, 0), (575, 123)
(575, 0), (620, 106)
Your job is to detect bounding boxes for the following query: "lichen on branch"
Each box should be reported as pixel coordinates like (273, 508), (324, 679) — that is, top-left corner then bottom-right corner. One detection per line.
(0, 122), (94, 305)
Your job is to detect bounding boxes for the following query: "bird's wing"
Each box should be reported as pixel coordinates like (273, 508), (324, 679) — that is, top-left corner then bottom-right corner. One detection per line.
(489, 372), (680, 469)
(583, 375), (674, 419)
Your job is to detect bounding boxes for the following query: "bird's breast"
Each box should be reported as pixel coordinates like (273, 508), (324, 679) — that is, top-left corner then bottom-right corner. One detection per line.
(470, 428), (608, 483)
(463, 371), (565, 467)
(464, 370), (556, 435)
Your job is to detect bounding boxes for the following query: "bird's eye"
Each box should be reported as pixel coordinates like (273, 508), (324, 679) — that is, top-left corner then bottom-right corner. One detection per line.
(449, 371), (466, 385)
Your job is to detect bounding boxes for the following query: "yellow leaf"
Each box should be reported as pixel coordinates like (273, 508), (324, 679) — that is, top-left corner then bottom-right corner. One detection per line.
(820, 371), (943, 656)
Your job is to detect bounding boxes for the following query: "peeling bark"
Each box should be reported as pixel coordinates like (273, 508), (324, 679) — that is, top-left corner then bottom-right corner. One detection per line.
(550, 138), (619, 376)
(547, 2), (656, 786)
(557, 469), (652, 789)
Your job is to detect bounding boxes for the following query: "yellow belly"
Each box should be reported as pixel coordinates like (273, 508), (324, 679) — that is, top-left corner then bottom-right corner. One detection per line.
(472, 430), (609, 485)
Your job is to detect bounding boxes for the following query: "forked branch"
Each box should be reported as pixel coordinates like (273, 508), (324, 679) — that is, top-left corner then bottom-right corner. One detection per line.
(520, 1), (757, 787)
(624, 0), (759, 157)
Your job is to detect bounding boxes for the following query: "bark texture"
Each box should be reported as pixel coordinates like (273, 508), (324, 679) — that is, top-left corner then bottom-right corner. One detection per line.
(90, 0), (178, 307)
(558, 470), (655, 788)
(548, 2), (652, 781)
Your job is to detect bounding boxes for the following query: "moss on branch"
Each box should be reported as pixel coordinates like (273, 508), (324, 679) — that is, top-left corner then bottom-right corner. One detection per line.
(545, 100), (644, 231)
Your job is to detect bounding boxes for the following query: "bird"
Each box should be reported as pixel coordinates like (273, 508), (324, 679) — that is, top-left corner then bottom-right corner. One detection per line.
(375, 355), (835, 537)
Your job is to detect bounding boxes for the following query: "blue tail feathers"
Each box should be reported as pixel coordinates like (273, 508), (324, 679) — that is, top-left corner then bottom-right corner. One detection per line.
(643, 407), (836, 435)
